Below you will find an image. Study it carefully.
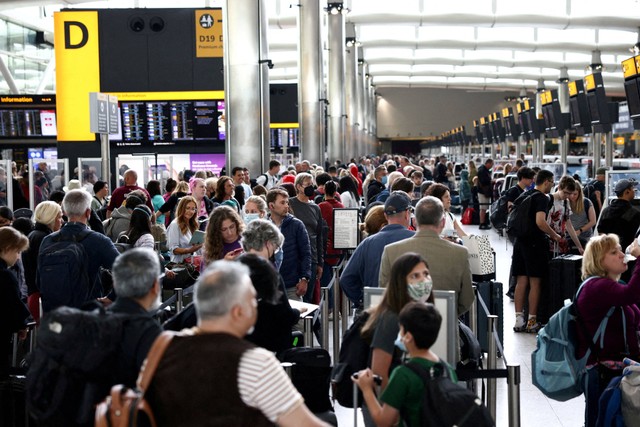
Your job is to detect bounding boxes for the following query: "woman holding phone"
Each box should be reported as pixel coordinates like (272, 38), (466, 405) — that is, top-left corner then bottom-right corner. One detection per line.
(202, 205), (245, 269)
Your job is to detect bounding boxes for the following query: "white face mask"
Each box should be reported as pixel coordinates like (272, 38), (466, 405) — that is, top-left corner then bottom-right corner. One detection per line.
(407, 277), (433, 302)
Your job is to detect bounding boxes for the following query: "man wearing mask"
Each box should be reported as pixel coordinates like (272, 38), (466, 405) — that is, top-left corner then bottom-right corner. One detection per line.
(367, 165), (388, 205)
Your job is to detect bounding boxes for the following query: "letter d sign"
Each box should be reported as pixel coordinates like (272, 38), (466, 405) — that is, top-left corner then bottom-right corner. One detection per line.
(64, 21), (88, 49)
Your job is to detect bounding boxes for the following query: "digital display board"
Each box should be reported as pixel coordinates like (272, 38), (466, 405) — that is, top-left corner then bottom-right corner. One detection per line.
(0, 95), (57, 140)
(116, 99), (223, 147)
(270, 127), (299, 149)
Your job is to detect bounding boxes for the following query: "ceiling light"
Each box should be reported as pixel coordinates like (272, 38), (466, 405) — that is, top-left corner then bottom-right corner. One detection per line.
(326, 3), (344, 15)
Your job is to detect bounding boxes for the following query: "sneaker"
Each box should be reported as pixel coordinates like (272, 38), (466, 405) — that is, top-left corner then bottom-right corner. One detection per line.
(526, 317), (542, 334)
(513, 314), (526, 332)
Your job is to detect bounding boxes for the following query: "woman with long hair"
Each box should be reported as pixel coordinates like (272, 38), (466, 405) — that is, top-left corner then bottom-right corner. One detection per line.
(146, 180), (165, 225)
(576, 234), (640, 427)
(569, 184), (597, 252)
(339, 175), (360, 208)
(361, 252), (434, 390)
(203, 205), (245, 266)
(166, 196), (201, 263)
(156, 180), (189, 227)
(120, 205), (155, 249)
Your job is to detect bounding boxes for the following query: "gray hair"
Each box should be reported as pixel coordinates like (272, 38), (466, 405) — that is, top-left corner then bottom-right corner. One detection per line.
(241, 219), (284, 252)
(62, 189), (92, 218)
(34, 201), (61, 227)
(415, 196), (444, 227)
(112, 248), (160, 299)
(195, 260), (251, 320)
(244, 195), (267, 214)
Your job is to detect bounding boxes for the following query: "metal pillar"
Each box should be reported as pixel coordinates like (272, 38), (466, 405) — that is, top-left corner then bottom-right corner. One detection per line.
(298, 0), (323, 165)
(345, 25), (357, 162)
(304, 316), (314, 348)
(175, 288), (184, 313)
(0, 55), (18, 94)
(361, 64), (369, 155)
(36, 56), (56, 94)
(507, 365), (522, 427)
(559, 75), (570, 165)
(332, 266), (341, 361)
(327, 2), (346, 163)
(604, 132), (613, 168)
(515, 136), (522, 159)
(356, 51), (365, 157)
(100, 134), (110, 190)
(322, 287), (330, 350)
(592, 133), (601, 172)
(224, 0), (270, 175)
(487, 315), (498, 422)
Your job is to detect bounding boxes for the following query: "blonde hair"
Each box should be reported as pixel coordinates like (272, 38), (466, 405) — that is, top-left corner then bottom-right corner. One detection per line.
(34, 201), (61, 228)
(570, 184), (585, 215)
(582, 234), (620, 280)
(360, 205), (388, 237)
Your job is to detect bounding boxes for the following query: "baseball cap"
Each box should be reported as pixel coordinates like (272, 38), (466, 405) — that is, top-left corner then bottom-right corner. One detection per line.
(384, 191), (412, 215)
(614, 178), (638, 194)
(596, 167), (607, 176)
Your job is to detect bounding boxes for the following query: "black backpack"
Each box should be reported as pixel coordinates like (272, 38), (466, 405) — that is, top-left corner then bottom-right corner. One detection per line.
(278, 347), (333, 413)
(26, 305), (135, 426)
(404, 361), (494, 427)
(583, 181), (601, 215)
(456, 321), (482, 378)
(488, 194), (509, 230)
(505, 190), (535, 239)
(330, 311), (371, 407)
(38, 229), (97, 312)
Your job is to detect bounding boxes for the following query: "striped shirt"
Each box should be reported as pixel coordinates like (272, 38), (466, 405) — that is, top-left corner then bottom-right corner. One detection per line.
(237, 347), (304, 422)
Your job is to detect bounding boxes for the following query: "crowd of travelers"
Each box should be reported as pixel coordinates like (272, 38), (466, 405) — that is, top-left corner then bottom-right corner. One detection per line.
(1, 152), (640, 426)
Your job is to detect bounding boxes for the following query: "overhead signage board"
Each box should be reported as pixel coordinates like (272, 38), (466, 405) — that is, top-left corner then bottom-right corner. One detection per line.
(89, 92), (108, 134)
(195, 9), (223, 58)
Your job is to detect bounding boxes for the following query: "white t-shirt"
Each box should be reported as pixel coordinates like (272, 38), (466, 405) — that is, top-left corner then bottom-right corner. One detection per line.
(133, 233), (155, 249)
(237, 347), (304, 422)
(340, 191), (359, 208)
(167, 219), (194, 263)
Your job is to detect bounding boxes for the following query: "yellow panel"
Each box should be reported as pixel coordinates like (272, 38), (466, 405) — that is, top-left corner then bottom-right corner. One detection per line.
(568, 81), (578, 97)
(622, 57), (638, 79)
(524, 99), (531, 110)
(584, 74), (596, 91)
(54, 11), (100, 141)
(105, 91), (224, 101)
(516, 103), (523, 114)
(195, 9), (223, 58)
(270, 123), (299, 128)
(502, 107), (510, 117)
(616, 137), (625, 145)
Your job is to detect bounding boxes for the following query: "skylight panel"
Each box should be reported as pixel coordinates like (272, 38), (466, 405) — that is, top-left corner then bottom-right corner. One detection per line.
(414, 49), (464, 60)
(426, 0), (492, 15)
(537, 28), (595, 45)
(368, 64), (412, 73)
(412, 64), (455, 73)
(477, 27), (534, 43)
(359, 25), (416, 42)
(464, 50), (514, 61)
(496, 0), (564, 16)
(364, 48), (414, 60)
(514, 51), (564, 62)
(598, 29), (637, 46)
(418, 26), (475, 42)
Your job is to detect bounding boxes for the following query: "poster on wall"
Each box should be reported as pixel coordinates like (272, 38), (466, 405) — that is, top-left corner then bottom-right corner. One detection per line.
(190, 153), (225, 176)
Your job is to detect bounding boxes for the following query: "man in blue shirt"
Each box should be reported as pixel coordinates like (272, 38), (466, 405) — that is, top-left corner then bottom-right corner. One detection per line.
(341, 191), (415, 309)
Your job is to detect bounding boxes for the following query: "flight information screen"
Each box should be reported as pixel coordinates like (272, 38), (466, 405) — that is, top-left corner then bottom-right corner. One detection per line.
(117, 99), (222, 146)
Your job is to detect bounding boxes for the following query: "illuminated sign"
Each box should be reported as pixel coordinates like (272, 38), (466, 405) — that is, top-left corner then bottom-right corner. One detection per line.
(195, 9), (223, 58)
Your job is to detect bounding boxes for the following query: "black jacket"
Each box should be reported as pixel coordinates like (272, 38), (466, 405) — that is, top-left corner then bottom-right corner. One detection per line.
(0, 259), (30, 378)
(597, 198), (640, 250)
(367, 180), (385, 204)
(23, 222), (52, 295)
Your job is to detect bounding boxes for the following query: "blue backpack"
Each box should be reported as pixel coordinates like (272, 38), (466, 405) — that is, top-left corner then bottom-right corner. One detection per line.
(596, 376), (625, 427)
(531, 278), (619, 401)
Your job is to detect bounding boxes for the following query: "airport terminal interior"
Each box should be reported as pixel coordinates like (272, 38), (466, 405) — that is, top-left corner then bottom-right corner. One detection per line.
(2, 1), (640, 426)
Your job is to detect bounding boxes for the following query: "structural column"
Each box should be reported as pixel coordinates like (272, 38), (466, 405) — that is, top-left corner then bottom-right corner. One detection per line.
(558, 68), (570, 164)
(360, 61), (368, 154)
(224, 0), (270, 174)
(326, 2), (346, 163)
(345, 25), (358, 162)
(298, 0), (323, 165)
(368, 82), (376, 151)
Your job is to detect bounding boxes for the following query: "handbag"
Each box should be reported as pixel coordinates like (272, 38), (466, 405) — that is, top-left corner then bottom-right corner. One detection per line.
(95, 332), (176, 427)
(621, 364), (640, 426)
(461, 207), (475, 225)
(460, 235), (495, 281)
(163, 261), (199, 290)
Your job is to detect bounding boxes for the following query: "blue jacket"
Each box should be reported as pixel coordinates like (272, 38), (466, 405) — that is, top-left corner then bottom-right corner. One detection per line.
(340, 224), (415, 305)
(277, 214), (312, 288)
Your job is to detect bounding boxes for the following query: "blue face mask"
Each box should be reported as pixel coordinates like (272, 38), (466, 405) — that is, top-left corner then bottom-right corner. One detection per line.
(244, 213), (260, 224)
(272, 246), (284, 270)
(394, 332), (407, 353)
(381, 175), (388, 185)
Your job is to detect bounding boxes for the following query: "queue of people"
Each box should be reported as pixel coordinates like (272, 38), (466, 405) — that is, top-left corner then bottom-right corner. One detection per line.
(3, 153), (640, 427)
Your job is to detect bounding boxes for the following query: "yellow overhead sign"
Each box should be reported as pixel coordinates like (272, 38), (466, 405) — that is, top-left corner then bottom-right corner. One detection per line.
(195, 9), (223, 58)
(568, 81), (578, 97)
(622, 57), (639, 79)
(54, 11), (100, 141)
(584, 74), (596, 91)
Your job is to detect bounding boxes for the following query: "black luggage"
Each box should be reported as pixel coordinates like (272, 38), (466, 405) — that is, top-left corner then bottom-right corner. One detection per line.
(278, 347), (333, 414)
(538, 254), (582, 324)
(0, 375), (33, 427)
(475, 281), (503, 354)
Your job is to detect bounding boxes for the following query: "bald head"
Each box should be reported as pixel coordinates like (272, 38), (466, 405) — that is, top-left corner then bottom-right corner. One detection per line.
(124, 169), (138, 186)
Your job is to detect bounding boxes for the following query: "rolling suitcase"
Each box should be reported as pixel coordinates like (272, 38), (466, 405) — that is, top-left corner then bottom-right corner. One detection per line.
(475, 281), (503, 354)
(278, 347), (333, 414)
(538, 255), (582, 324)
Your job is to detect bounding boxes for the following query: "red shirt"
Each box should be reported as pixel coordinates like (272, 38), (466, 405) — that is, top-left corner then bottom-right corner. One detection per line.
(318, 198), (345, 265)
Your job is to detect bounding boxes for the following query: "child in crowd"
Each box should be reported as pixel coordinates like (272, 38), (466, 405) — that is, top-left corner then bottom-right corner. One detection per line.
(352, 302), (455, 427)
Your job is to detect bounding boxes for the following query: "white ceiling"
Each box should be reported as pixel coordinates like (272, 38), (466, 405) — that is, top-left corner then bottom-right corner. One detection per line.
(0, 0), (638, 96)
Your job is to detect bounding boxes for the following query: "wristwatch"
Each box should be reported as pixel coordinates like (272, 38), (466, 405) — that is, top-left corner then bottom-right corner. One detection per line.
(299, 277), (309, 283)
